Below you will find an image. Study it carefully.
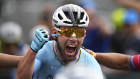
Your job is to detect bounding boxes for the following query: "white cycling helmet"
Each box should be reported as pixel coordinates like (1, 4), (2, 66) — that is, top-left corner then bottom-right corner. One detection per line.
(0, 21), (23, 44)
(52, 4), (89, 27)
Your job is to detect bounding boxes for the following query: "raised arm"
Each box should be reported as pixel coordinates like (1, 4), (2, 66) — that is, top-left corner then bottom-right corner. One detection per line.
(87, 49), (140, 71)
(0, 53), (22, 68)
(16, 48), (37, 79)
(95, 53), (131, 70)
(16, 29), (49, 79)
(86, 49), (132, 70)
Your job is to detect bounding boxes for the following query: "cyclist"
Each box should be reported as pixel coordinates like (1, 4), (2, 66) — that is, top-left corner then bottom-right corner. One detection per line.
(16, 4), (103, 79)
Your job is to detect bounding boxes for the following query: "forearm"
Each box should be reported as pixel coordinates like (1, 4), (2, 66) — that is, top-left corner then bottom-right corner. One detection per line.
(96, 53), (132, 70)
(16, 48), (37, 79)
(0, 53), (22, 68)
(16, 29), (48, 79)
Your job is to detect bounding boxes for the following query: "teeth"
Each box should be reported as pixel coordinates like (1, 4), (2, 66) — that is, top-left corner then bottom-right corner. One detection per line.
(68, 45), (76, 47)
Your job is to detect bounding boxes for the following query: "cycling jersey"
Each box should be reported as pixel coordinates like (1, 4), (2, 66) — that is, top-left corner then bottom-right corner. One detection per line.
(33, 41), (103, 79)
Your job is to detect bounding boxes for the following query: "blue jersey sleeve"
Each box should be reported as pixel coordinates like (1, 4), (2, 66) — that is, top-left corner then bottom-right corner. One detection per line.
(35, 42), (48, 62)
(33, 42), (48, 76)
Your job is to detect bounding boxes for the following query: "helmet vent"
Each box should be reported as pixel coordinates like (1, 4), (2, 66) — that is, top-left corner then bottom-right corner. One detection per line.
(64, 12), (70, 19)
(79, 22), (85, 24)
(53, 19), (58, 23)
(80, 12), (84, 20)
(58, 13), (63, 20)
(63, 21), (72, 24)
(73, 12), (78, 21)
(86, 16), (88, 21)
(52, 4), (89, 27)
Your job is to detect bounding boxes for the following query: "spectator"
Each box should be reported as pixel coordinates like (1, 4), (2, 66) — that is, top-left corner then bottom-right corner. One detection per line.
(111, 8), (140, 54)
(0, 21), (28, 79)
(79, 0), (114, 52)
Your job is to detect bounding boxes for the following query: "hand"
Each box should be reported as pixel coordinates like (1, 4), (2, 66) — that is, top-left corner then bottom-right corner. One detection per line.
(86, 49), (96, 58)
(30, 29), (49, 52)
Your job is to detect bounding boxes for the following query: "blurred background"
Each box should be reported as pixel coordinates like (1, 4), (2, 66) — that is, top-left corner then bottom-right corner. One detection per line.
(0, 0), (140, 79)
(0, 0), (118, 43)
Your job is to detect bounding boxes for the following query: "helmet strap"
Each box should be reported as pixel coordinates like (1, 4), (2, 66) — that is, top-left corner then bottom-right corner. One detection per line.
(52, 33), (63, 56)
(56, 37), (64, 57)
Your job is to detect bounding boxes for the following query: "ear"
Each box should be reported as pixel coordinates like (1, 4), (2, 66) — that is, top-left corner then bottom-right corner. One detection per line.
(52, 27), (58, 39)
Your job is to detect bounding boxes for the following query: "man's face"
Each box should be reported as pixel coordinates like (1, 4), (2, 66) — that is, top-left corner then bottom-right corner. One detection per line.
(57, 27), (85, 63)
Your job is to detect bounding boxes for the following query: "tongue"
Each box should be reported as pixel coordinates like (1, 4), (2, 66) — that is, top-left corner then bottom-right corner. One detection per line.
(66, 47), (75, 53)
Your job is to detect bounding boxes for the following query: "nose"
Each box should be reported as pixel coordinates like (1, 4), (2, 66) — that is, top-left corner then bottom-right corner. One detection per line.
(69, 36), (78, 42)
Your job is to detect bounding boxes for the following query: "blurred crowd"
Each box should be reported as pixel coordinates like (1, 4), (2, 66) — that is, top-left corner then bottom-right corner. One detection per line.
(0, 0), (140, 79)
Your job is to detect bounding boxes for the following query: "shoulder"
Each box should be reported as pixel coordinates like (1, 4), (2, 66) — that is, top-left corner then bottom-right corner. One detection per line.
(80, 48), (102, 74)
(44, 40), (54, 47)
(80, 48), (97, 63)
(40, 40), (55, 51)
(80, 48), (99, 64)
(36, 41), (55, 61)
(80, 47), (93, 58)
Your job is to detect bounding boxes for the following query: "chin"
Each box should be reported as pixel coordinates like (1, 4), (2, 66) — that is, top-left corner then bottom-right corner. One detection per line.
(64, 56), (76, 63)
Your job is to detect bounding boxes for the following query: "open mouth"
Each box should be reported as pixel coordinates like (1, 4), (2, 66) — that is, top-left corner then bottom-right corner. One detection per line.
(65, 45), (77, 56)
